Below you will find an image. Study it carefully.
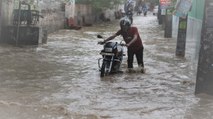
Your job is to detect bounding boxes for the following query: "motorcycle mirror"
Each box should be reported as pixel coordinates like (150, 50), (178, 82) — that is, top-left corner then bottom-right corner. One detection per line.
(97, 35), (103, 38)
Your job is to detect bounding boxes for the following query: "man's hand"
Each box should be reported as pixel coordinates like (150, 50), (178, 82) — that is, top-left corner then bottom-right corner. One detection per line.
(120, 43), (129, 47)
(125, 43), (130, 47)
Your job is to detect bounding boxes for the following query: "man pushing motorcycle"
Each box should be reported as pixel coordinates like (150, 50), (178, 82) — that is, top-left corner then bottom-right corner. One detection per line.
(99, 17), (145, 73)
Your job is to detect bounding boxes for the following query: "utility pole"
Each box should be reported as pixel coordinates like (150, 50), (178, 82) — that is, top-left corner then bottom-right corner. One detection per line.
(174, 0), (192, 57)
(159, 0), (172, 33)
(164, 7), (173, 38)
(175, 16), (187, 57)
(0, 0), (2, 41)
(15, 0), (21, 46)
(195, 0), (213, 95)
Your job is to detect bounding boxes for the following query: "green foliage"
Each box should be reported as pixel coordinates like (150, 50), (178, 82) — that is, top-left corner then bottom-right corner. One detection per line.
(171, 0), (177, 4)
(76, 0), (125, 11)
(171, 0), (177, 6)
(75, 0), (91, 4)
(148, 0), (159, 4)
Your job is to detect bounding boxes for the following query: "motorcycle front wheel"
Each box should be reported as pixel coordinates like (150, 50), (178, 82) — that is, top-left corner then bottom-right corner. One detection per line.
(100, 61), (110, 77)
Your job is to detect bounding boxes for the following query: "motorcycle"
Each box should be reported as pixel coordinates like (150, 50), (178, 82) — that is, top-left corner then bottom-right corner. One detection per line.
(137, 6), (142, 15)
(97, 35), (125, 77)
(143, 7), (148, 16)
(124, 0), (134, 24)
(126, 10), (133, 24)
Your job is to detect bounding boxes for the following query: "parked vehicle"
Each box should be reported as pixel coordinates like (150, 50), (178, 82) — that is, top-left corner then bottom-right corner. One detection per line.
(137, 6), (142, 15)
(153, 5), (158, 15)
(142, 5), (148, 16)
(125, 10), (133, 24)
(124, 0), (134, 24)
(97, 35), (125, 77)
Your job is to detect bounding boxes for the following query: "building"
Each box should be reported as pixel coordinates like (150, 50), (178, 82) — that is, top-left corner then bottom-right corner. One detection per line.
(0, 0), (68, 44)
(186, 0), (205, 62)
(172, 0), (205, 63)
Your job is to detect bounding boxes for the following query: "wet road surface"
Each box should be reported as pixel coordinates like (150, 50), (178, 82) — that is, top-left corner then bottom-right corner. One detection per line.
(0, 14), (213, 119)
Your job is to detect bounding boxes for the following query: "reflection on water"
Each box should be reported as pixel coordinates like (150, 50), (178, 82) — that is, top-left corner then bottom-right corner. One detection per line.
(0, 15), (209, 119)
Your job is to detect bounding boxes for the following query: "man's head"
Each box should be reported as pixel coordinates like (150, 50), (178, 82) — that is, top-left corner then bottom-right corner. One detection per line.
(120, 17), (131, 32)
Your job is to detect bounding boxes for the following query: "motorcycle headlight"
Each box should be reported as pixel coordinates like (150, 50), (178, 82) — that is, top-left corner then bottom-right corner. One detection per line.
(104, 48), (113, 52)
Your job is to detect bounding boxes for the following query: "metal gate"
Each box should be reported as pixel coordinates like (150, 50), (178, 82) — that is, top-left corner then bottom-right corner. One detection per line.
(6, 1), (41, 45)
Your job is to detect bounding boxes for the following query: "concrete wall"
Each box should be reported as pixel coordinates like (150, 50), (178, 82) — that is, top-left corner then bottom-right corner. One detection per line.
(0, 0), (123, 36)
(104, 4), (124, 21)
(195, 0), (213, 95)
(172, 15), (179, 38)
(186, 17), (202, 62)
(185, 0), (204, 63)
(0, 0), (14, 42)
(98, 4), (124, 22)
(0, 0), (13, 26)
(65, 1), (75, 19)
(0, 0), (65, 38)
(38, 0), (65, 33)
(104, 9), (116, 21)
(75, 4), (93, 26)
(189, 0), (204, 20)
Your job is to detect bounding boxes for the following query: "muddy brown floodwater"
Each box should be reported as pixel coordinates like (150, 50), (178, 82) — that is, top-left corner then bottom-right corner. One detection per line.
(0, 14), (213, 119)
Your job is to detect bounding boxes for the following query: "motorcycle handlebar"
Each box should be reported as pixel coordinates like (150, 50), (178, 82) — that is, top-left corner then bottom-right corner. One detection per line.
(97, 41), (126, 47)
(120, 43), (126, 47)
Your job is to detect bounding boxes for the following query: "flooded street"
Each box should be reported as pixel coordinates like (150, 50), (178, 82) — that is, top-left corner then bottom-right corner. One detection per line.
(0, 14), (213, 119)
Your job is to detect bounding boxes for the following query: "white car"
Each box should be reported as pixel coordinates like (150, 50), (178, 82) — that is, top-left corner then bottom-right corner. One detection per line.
(153, 5), (158, 15)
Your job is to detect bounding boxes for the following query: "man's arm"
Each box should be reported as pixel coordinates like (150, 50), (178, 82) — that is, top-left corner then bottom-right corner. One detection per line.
(98, 30), (121, 45)
(103, 34), (117, 43)
(126, 34), (138, 47)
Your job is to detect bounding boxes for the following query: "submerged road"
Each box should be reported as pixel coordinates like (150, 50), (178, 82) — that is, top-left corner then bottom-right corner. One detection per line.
(0, 14), (213, 119)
